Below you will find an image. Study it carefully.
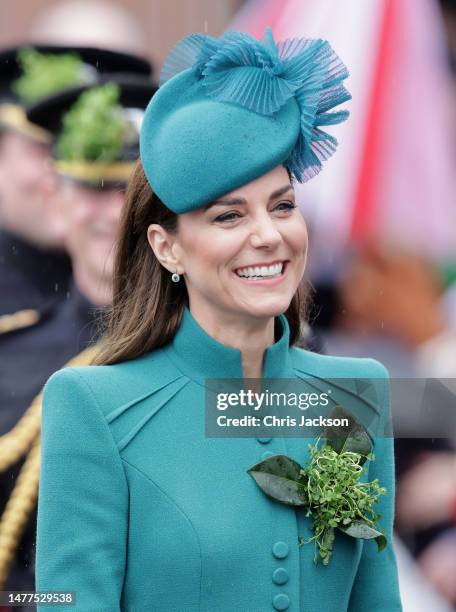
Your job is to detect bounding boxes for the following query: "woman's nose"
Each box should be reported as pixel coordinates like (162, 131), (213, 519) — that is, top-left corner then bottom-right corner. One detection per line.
(248, 214), (282, 249)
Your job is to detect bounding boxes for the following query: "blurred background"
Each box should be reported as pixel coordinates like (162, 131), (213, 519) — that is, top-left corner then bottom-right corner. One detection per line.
(0, 0), (455, 610)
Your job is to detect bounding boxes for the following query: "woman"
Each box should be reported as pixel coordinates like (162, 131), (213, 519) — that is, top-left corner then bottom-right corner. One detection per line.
(36, 30), (403, 611)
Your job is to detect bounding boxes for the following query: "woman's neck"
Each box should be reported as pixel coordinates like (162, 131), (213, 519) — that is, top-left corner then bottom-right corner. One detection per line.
(189, 305), (276, 379)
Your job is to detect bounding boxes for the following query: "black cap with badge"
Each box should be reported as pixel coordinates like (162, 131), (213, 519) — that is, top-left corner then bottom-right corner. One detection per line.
(27, 75), (157, 188)
(0, 44), (152, 144)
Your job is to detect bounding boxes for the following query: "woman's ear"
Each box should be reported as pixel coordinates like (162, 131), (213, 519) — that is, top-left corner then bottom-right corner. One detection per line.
(147, 224), (183, 274)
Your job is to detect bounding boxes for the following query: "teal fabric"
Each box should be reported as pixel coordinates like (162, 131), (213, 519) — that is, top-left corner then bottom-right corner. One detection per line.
(36, 307), (403, 611)
(139, 68), (301, 213)
(139, 29), (351, 213)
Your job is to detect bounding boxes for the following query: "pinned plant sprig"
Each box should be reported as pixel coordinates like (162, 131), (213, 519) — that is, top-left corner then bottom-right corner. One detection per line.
(247, 406), (387, 565)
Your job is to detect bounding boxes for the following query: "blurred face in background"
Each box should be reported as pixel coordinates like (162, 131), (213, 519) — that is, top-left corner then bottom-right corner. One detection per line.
(0, 130), (64, 248)
(58, 179), (124, 285)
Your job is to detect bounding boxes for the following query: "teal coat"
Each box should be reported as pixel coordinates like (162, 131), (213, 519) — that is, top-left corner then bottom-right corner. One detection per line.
(36, 307), (402, 611)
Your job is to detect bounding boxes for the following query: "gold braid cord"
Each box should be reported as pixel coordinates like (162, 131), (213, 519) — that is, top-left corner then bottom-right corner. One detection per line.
(0, 436), (40, 589)
(0, 397), (41, 472)
(0, 344), (100, 589)
(0, 309), (42, 472)
(0, 309), (40, 335)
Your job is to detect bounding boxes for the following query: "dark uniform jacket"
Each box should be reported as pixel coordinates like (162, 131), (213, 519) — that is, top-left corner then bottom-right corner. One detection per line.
(0, 281), (99, 600)
(0, 229), (71, 316)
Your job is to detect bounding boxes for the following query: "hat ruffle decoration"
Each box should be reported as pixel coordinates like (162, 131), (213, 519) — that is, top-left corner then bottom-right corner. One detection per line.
(159, 27), (351, 183)
(140, 27), (351, 213)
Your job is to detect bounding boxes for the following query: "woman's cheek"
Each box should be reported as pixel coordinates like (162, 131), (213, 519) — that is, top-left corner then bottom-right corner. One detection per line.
(294, 224), (309, 256)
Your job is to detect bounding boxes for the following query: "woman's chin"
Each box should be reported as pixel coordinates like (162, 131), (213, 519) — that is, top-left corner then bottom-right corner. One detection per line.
(235, 297), (292, 320)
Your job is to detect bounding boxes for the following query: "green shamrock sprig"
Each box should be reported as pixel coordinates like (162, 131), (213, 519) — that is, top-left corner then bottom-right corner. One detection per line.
(13, 48), (84, 104)
(56, 82), (125, 163)
(247, 406), (387, 566)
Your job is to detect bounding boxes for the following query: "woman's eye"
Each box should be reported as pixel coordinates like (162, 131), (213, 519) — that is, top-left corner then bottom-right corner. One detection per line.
(275, 201), (296, 212)
(214, 202), (295, 223)
(214, 211), (242, 223)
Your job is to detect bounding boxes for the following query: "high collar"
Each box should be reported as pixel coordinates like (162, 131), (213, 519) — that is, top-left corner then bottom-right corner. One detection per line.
(165, 306), (294, 383)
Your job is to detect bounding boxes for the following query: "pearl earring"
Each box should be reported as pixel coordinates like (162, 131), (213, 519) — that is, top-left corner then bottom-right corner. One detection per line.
(171, 270), (180, 283)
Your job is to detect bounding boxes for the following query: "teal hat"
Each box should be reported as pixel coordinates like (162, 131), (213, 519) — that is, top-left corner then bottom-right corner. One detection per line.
(140, 28), (351, 214)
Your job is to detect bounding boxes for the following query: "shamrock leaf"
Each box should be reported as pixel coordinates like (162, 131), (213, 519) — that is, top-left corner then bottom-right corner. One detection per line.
(322, 405), (373, 464)
(339, 520), (387, 552)
(247, 454), (308, 506)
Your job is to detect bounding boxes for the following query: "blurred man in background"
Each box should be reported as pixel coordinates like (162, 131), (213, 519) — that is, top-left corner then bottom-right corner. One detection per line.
(0, 55), (156, 603)
(0, 46), (76, 318)
(0, 44), (151, 318)
(0, 2), (154, 604)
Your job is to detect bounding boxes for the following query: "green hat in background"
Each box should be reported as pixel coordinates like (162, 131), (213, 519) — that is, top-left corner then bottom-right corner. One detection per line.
(0, 44), (152, 144)
(140, 28), (351, 214)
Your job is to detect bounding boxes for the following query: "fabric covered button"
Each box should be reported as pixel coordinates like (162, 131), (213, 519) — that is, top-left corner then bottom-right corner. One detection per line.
(272, 541), (289, 559)
(272, 567), (289, 585)
(261, 450), (274, 460)
(257, 437), (272, 444)
(272, 593), (290, 610)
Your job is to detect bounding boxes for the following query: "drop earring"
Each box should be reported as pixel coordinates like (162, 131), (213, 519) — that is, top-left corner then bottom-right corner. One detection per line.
(171, 270), (180, 283)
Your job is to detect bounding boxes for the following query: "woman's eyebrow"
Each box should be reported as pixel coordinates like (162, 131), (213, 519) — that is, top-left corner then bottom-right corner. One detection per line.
(203, 184), (293, 211)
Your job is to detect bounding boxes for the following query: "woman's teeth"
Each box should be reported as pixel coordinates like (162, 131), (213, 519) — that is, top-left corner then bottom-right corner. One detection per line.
(236, 262), (284, 279)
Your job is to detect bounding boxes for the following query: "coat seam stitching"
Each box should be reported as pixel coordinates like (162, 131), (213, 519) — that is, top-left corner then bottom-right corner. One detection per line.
(121, 457), (203, 610)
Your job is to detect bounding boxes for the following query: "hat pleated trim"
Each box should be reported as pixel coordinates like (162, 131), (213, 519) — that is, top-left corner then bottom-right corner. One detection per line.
(159, 27), (351, 182)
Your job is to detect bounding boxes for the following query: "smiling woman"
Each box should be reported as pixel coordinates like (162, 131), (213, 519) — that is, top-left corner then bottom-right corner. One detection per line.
(36, 28), (403, 612)
(85, 160), (309, 370)
(147, 165), (308, 349)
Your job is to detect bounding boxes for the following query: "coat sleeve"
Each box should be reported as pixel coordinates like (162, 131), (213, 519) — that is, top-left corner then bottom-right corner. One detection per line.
(348, 361), (403, 611)
(36, 367), (128, 612)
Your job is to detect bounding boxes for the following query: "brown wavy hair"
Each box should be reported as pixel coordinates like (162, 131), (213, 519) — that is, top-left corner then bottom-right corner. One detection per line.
(94, 160), (312, 365)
